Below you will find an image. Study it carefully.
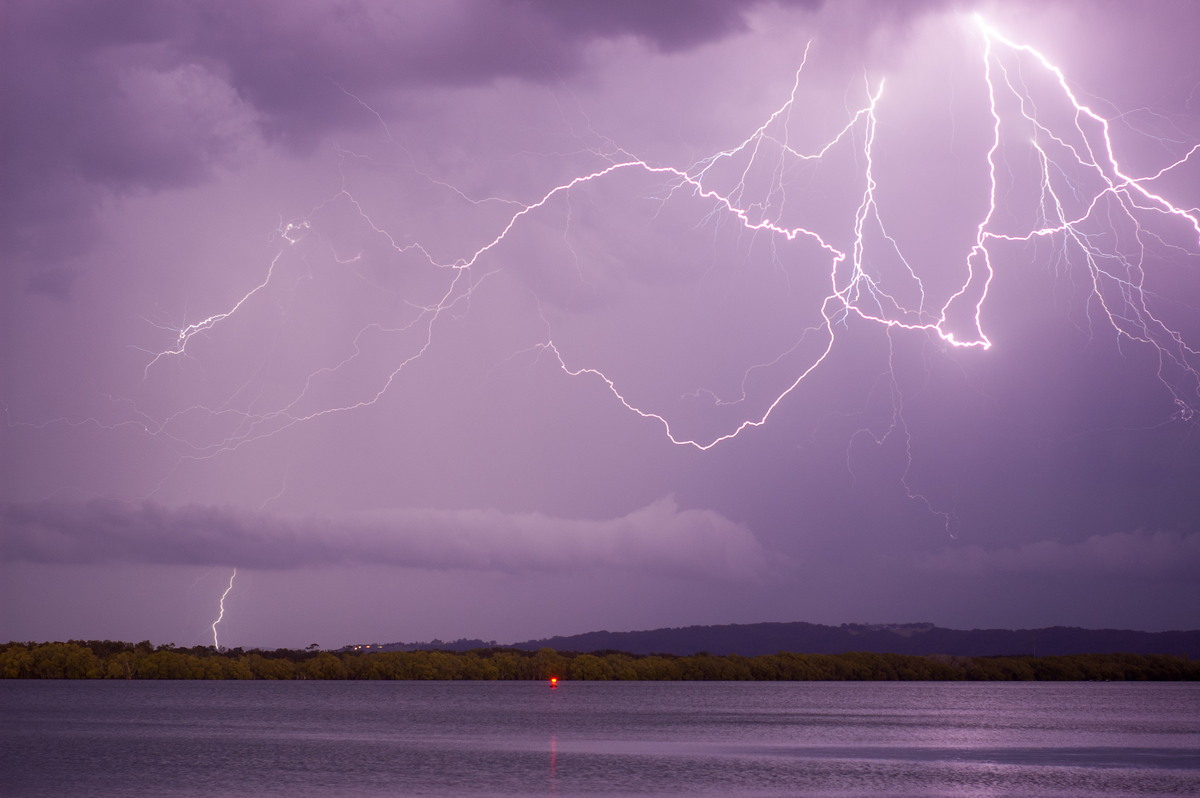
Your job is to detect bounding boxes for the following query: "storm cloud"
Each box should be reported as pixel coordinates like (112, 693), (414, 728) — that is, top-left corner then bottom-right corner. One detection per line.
(1, 0), (960, 291)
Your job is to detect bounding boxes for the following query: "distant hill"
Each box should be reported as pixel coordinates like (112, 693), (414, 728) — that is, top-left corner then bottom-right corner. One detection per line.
(506, 622), (1200, 659)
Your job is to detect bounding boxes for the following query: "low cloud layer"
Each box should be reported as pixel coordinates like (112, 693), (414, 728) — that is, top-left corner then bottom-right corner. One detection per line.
(1, 496), (766, 580)
(917, 529), (1200, 579)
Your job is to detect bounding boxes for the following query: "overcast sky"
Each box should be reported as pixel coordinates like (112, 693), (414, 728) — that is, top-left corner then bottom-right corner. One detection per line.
(2, 0), (1199, 649)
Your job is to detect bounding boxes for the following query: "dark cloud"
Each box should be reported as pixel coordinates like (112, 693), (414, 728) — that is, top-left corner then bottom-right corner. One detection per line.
(0, 496), (767, 579)
(1, 0), (811, 291)
(2, 0), (973, 294)
(1, 1), (257, 288)
(524, 0), (815, 52)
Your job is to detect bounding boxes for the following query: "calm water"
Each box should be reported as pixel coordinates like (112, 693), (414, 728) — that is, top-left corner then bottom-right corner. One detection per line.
(2, 681), (1198, 797)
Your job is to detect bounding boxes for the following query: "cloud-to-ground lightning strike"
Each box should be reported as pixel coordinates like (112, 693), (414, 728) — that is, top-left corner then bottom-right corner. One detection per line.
(131, 18), (1197, 461)
(211, 568), (237, 650)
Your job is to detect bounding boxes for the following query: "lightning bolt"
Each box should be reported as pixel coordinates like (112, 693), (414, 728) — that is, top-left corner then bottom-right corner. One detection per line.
(14, 17), (1190, 510)
(211, 568), (237, 650)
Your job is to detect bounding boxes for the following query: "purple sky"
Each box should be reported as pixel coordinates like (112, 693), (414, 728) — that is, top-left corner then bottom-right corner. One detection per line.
(2, 0), (1199, 649)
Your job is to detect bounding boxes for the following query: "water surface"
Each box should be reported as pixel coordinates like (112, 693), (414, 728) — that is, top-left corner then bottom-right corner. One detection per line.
(2, 681), (1198, 796)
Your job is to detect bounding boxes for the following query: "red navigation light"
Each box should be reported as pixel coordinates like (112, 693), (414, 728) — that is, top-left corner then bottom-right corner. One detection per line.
(549, 676), (558, 689)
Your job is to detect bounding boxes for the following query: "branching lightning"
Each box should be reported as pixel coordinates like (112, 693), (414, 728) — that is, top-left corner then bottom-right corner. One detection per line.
(23, 18), (1196, 495)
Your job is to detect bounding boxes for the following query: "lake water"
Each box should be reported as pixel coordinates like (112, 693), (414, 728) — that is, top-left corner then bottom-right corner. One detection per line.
(2, 681), (1198, 796)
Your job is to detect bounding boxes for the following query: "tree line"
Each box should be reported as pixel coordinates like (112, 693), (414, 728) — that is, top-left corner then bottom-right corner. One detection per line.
(1, 640), (1197, 681)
